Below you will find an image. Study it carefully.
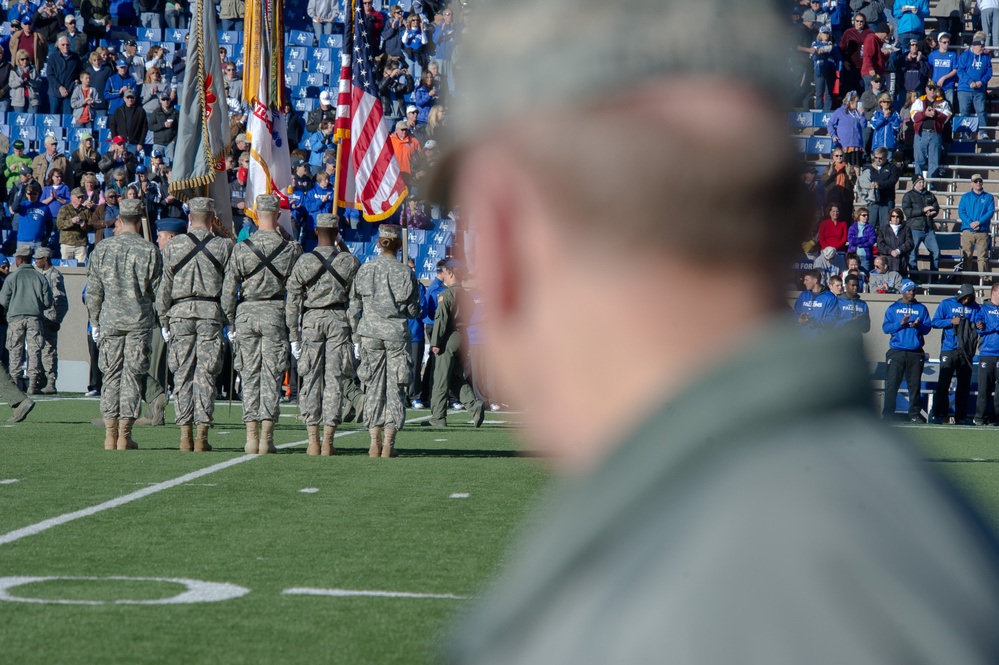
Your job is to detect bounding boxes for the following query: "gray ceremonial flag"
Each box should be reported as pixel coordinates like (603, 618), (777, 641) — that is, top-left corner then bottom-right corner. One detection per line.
(168, 0), (234, 234)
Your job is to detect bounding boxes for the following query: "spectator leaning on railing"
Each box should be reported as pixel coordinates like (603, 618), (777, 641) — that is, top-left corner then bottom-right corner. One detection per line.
(959, 174), (997, 274)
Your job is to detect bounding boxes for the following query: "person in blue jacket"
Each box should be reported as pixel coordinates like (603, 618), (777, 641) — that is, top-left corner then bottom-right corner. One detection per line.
(930, 283), (979, 424)
(882, 279), (931, 421)
(929, 32), (959, 109)
(302, 171), (334, 249)
(893, 0), (930, 45)
(420, 258), (446, 405)
(811, 26), (840, 111)
(407, 257), (427, 409)
(956, 34), (993, 139)
(793, 269), (839, 336)
(869, 93), (902, 159)
(307, 119), (336, 169)
(835, 274), (871, 335)
(103, 59), (136, 114)
(974, 283), (999, 424)
(958, 174), (996, 273)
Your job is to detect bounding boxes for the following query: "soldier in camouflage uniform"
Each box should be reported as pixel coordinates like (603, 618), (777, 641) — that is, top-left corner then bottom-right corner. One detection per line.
(86, 198), (163, 451)
(0, 246), (52, 393)
(429, 259), (485, 427)
(222, 194), (301, 455)
(33, 247), (68, 394)
(157, 202), (233, 452)
(348, 224), (422, 457)
(286, 213), (361, 456)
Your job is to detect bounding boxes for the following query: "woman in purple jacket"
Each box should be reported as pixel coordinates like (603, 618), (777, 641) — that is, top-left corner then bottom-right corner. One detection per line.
(847, 206), (877, 271)
(827, 91), (866, 179)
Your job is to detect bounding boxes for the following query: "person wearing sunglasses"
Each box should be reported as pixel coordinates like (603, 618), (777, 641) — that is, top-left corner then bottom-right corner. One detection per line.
(929, 31), (958, 109)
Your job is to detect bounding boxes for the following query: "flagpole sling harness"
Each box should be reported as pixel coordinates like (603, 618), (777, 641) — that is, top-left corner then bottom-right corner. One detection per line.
(237, 237), (290, 303)
(170, 233), (226, 305)
(303, 250), (349, 311)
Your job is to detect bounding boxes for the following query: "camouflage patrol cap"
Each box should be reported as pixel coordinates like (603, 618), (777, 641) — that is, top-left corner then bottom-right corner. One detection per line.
(119, 199), (143, 217)
(429, 0), (793, 202)
(316, 213), (339, 229)
(33, 247), (52, 259)
(255, 194), (280, 212)
(188, 197), (215, 213)
(378, 223), (402, 240)
(70, 187), (85, 198)
(14, 245), (33, 258)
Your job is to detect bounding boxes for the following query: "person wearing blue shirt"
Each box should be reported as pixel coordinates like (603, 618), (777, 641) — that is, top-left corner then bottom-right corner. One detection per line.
(793, 269), (839, 336)
(868, 94), (902, 158)
(893, 0), (930, 45)
(928, 32), (958, 109)
(419, 259), (447, 405)
(931, 284), (979, 424)
(956, 35), (993, 139)
(835, 274), (871, 335)
(882, 279), (931, 421)
(958, 174), (996, 274)
(14, 182), (53, 251)
(307, 120), (336, 169)
(407, 258), (427, 409)
(104, 59), (136, 114)
(973, 282), (999, 424)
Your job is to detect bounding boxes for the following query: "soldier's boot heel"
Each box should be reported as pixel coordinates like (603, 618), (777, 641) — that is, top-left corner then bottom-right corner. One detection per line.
(117, 419), (138, 450)
(245, 421), (260, 454)
(179, 424), (194, 452)
(103, 419), (119, 451)
(369, 427), (383, 457)
(306, 425), (321, 456)
(195, 424), (212, 452)
(382, 428), (398, 458)
(259, 420), (277, 454)
(321, 425), (336, 456)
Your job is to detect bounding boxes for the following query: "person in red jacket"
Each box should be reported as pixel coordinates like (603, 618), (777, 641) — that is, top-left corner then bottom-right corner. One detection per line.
(839, 14), (872, 94)
(862, 23), (893, 86)
(818, 203), (850, 252)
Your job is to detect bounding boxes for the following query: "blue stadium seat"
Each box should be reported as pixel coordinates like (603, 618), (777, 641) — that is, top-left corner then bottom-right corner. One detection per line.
(61, 114), (74, 127)
(13, 126), (36, 142)
(290, 85), (308, 99)
(285, 72), (302, 88)
(287, 59), (304, 73)
(310, 47), (331, 62)
(137, 28), (161, 42)
(948, 140), (977, 154)
(407, 229), (427, 245)
(310, 60), (333, 77)
(36, 114), (60, 130)
(8, 113), (32, 129)
(815, 111), (833, 128)
(218, 31), (242, 46)
(136, 41), (152, 56)
(94, 115), (108, 130)
(952, 116), (981, 135)
(789, 111), (814, 129)
(287, 46), (308, 61)
(98, 128), (111, 144)
(319, 32), (343, 49)
(289, 30), (313, 46)
(807, 137), (832, 155)
(304, 72), (326, 87)
(294, 98), (317, 112)
(166, 28), (189, 43)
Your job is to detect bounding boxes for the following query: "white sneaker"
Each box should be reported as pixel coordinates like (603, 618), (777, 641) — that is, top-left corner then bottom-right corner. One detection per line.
(85, 389), (99, 397)
(490, 403), (501, 412)
(451, 402), (464, 411)
(411, 400), (425, 409)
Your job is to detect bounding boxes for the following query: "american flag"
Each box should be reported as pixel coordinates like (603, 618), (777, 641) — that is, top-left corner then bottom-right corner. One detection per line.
(335, 0), (407, 221)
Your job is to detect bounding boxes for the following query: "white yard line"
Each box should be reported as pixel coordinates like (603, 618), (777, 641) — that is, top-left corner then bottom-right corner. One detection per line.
(0, 416), (430, 547)
(282, 587), (467, 600)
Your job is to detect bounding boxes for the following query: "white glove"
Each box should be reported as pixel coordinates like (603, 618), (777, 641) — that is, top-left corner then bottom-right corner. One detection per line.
(91, 326), (100, 343)
(291, 341), (301, 360)
(226, 330), (236, 344)
(161, 327), (171, 343)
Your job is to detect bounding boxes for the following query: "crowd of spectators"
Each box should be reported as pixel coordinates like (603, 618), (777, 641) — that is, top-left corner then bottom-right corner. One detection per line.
(794, 0), (997, 287)
(0, 0), (462, 263)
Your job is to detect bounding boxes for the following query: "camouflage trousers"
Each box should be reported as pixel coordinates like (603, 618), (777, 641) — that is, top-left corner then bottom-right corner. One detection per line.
(6, 318), (42, 389)
(358, 336), (410, 430)
(296, 312), (352, 426)
(98, 328), (152, 419)
(39, 320), (58, 389)
(233, 304), (289, 423)
(167, 318), (224, 426)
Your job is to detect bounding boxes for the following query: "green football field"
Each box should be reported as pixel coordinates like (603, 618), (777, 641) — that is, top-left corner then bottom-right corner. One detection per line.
(0, 397), (548, 664)
(4, 400), (999, 664)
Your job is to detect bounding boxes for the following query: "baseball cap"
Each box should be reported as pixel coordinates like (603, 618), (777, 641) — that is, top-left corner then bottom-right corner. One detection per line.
(12, 139), (24, 149)
(64, 15), (75, 23)
(237, 166), (248, 180)
(18, 166), (31, 175)
(159, 92), (171, 100)
(123, 88), (136, 98)
(406, 105), (419, 114)
(971, 173), (984, 182)
(324, 156), (337, 166)
(71, 187), (86, 197)
(973, 37), (985, 46)
(293, 158), (306, 168)
(0, 254), (8, 266)
(818, 25), (831, 34)
(938, 32), (951, 41)
(44, 136), (57, 145)
(900, 280), (917, 294)
(14, 245), (32, 258)
(424, 139), (438, 150)
(33, 247), (51, 259)
(135, 164), (146, 173)
(319, 90), (333, 105)
(235, 133), (248, 144)
(19, 16), (31, 25)
(151, 149), (163, 158)
(111, 135), (126, 144)
(116, 59), (127, 67)
(124, 39), (137, 46)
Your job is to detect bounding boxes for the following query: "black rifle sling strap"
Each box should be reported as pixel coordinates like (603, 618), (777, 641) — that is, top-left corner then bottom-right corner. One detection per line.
(306, 250), (349, 291)
(172, 233), (225, 276)
(243, 237), (289, 282)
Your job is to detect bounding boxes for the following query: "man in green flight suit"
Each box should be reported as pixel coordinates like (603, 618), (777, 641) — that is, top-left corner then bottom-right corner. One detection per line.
(433, 0), (999, 663)
(428, 258), (484, 428)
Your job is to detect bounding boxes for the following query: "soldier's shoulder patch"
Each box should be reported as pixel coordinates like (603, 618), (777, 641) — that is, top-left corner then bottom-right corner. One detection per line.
(438, 295), (445, 303)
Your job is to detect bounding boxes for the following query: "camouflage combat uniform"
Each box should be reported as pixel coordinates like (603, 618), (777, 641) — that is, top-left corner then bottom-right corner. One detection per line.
(286, 245), (360, 427)
(86, 231), (163, 420)
(158, 227), (233, 426)
(348, 250), (422, 432)
(0, 261), (52, 390)
(221, 228), (301, 423)
(36, 261), (68, 392)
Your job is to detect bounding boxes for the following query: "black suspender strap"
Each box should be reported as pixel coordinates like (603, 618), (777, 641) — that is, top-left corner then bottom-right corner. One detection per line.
(171, 233), (224, 276)
(306, 250), (349, 290)
(243, 237), (289, 282)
